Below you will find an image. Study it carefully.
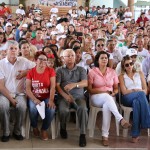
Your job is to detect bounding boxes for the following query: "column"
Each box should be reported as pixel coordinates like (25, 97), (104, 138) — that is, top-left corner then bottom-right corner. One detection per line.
(128, 0), (134, 17)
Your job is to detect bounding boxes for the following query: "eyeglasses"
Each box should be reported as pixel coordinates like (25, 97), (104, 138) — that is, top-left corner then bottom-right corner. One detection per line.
(131, 55), (137, 59)
(124, 62), (134, 67)
(42, 30), (46, 32)
(97, 44), (104, 47)
(64, 55), (75, 58)
(38, 58), (47, 62)
(109, 44), (115, 46)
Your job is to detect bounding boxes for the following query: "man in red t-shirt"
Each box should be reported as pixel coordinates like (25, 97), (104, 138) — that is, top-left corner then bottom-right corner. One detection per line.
(31, 28), (44, 51)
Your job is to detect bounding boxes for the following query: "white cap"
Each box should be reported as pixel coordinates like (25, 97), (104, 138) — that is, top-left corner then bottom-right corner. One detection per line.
(51, 31), (58, 35)
(46, 22), (52, 27)
(126, 48), (137, 56)
(5, 22), (12, 27)
(57, 35), (66, 41)
(57, 17), (61, 20)
(22, 24), (28, 28)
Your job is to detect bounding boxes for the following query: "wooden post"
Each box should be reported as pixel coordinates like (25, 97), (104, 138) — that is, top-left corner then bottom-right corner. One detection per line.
(128, 0), (134, 17)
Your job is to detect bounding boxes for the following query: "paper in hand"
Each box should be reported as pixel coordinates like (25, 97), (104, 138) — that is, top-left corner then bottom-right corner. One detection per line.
(36, 101), (45, 119)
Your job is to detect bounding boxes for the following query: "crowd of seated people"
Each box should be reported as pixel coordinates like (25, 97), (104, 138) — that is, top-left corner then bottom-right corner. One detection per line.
(0, 2), (150, 148)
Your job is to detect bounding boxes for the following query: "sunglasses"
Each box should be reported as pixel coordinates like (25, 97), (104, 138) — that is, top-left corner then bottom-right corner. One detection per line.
(131, 55), (137, 59)
(124, 62), (134, 67)
(97, 44), (104, 47)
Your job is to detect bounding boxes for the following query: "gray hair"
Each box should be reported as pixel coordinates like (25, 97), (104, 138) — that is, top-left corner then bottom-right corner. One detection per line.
(62, 49), (75, 57)
(5, 40), (19, 50)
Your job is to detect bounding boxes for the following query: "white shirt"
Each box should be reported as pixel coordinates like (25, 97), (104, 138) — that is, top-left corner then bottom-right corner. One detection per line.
(124, 11), (132, 22)
(107, 49), (123, 65)
(123, 72), (142, 90)
(137, 48), (150, 63)
(56, 23), (64, 34)
(78, 9), (86, 16)
(50, 7), (58, 18)
(0, 57), (35, 94)
(16, 8), (25, 15)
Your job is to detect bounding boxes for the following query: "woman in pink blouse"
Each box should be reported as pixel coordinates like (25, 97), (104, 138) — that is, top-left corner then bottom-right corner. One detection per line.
(88, 51), (131, 146)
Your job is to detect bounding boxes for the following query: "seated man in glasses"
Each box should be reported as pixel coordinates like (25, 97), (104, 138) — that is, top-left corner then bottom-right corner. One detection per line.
(56, 49), (88, 147)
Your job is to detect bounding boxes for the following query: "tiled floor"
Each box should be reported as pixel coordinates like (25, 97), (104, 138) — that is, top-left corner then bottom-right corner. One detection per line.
(0, 113), (150, 150)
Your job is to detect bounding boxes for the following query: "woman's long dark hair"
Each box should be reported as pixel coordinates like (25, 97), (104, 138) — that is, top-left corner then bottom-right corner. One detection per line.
(42, 46), (62, 67)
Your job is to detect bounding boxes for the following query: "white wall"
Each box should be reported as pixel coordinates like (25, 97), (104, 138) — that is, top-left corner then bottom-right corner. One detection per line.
(89, 0), (113, 7)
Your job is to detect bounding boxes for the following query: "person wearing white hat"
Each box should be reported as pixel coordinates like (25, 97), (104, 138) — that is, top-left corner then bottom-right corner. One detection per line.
(116, 48), (142, 76)
(49, 4), (58, 19)
(5, 22), (14, 40)
(16, 4), (25, 16)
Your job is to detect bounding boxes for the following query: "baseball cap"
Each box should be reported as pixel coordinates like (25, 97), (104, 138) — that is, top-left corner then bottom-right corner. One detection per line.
(22, 24), (28, 28)
(57, 35), (66, 41)
(5, 22), (12, 27)
(19, 4), (23, 7)
(46, 22), (52, 27)
(126, 48), (137, 56)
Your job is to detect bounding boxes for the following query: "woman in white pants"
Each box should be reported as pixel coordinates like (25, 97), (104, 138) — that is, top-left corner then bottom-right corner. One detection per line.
(88, 51), (131, 146)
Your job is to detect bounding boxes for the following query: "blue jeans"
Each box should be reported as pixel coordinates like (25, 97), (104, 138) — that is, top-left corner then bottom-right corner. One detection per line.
(122, 91), (150, 137)
(28, 98), (55, 130)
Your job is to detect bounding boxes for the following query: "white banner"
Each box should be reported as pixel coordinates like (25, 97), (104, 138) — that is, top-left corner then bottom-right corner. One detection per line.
(39, 0), (77, 6)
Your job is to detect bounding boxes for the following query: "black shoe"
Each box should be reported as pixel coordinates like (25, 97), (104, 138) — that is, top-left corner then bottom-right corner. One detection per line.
(60, 129), (68, 139)
(1, 135), (10, 142)
(13, 133), (23, 141)
(79, 134), (86, 147)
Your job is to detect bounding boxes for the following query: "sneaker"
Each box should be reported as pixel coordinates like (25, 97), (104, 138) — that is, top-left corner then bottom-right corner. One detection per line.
(1, 135), (10, 142)
(79, 134), (86, 147)
(33, 128), (40, 137)
(13, 133), (23, 141)
(41, 130), (48, 141)
(60, 129), (68, 139)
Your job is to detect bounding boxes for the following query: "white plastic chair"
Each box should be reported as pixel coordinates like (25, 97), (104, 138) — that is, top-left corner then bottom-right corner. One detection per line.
(87, 97), (120, 137)
(25, 114), (56, 140)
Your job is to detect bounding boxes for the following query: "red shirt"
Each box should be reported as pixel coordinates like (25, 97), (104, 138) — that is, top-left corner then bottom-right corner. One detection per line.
(31, 38), (44, 51)
(136, 17), (149, 25)
(0, 9), (5, 16)
(27, 67), (56, 100)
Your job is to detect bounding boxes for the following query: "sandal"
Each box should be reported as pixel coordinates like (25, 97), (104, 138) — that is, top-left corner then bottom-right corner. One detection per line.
(120, 119), (131, 129)
(131, 137), (139, 143)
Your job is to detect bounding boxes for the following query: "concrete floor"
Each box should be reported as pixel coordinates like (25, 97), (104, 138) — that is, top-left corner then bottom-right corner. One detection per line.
(0, 113), (149, 150)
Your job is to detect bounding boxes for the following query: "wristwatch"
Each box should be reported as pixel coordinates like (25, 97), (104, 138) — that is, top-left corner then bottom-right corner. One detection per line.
(76, 84), (79, 88)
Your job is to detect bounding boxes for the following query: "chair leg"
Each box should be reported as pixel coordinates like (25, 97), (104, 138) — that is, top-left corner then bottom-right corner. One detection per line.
(148, 128), (150, 136)
(56, 114), (60, 137)
(115, 118), (119, 136)
(75, 112), (78, 129)
(88, 107), (98, 137)
(51, 118), (56, 139)
(25, 110), (30, 139)
(123, 110), (131, 137)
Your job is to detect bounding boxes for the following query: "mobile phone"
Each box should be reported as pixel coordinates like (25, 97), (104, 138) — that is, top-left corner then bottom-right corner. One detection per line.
(75, 32), (83, 36)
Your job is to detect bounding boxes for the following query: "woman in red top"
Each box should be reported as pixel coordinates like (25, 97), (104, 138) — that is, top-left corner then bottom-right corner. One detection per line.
(136, 12), (149, 27)
(26, 51), (56, 140)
